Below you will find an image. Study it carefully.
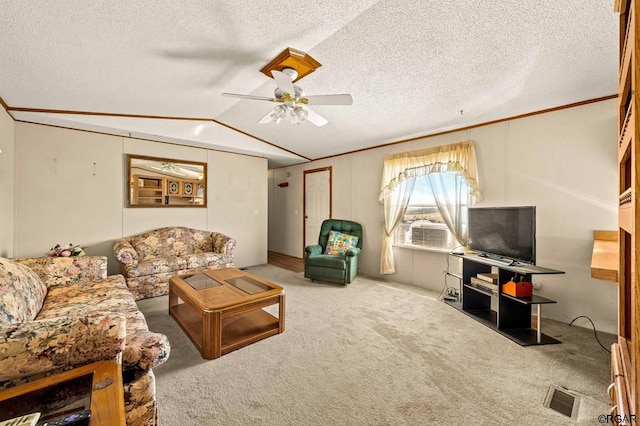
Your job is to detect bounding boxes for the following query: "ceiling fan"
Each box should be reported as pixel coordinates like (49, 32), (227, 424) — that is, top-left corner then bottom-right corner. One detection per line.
(222, 68), (353, 127)
(144, 162), (187, 177)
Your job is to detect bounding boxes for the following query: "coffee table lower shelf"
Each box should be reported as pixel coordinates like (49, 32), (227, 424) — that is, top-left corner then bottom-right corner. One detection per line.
(170, 303), (281, 358)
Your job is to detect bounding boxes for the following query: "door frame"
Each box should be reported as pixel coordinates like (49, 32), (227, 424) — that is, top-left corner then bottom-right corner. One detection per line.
(303, 166), (332, 255)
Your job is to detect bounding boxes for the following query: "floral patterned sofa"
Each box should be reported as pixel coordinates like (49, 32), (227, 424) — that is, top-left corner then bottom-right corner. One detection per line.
(0, 256), (170, 426)
(113, 226), (236, 300)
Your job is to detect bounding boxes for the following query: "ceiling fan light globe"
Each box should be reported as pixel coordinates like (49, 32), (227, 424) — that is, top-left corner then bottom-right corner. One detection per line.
(290, 107), (307, 125)
(274, 104), (287, 119)
(281, 68), (298, 81)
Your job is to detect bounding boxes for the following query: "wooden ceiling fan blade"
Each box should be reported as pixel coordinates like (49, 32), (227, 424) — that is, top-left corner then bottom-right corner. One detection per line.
(222, 93), (275, 102)
(305, 107), (328, 127)
(303, 94), (353, 105)
(271, 70), (295, 96)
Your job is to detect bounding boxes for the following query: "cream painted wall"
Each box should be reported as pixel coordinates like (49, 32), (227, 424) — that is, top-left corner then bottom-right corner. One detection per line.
(15, 124), (123, 267)
(14, 122), (267, 275)
(208, 150), (268, 269)
(268, 99), (619, 333)
(0, 107), (14, 258)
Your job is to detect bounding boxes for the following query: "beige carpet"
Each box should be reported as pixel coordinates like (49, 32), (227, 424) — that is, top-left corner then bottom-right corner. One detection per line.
(138, 264), (615, 425)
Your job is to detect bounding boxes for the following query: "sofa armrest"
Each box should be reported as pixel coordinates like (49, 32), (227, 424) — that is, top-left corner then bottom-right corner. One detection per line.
(113, 238), (138, 266)
(305, 244), (323, 256)
(0, 313), (126, 382)
(122, 330), (171, 371)
(211, 232), (236, 255)
(17, 256), (108, 289)
(346, 247), (361, 257)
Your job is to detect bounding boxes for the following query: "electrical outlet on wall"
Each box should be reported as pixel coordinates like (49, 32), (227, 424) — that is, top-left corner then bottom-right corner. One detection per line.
(532, 282), (542, 292)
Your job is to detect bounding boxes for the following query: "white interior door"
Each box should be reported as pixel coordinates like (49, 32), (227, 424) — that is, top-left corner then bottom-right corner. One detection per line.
(304, 169), (331, 248)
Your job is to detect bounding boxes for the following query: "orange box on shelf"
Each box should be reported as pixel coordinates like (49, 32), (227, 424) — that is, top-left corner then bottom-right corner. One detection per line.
(502, 281), (532, 298)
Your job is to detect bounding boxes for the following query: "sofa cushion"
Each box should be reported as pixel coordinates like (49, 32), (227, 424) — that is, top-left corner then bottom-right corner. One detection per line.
(18, 256), (108, 289)
(189, 228), (214, 253)
(37, 274), (170, 370)
(182, 252), (233, 269)
(125, 258), (173, 278)
(0, 313), (126, 383)
(130, 227), (195, 261)
(130, 231), (163, 261)
(162, 226), (195, 258)
(124, 252), (234, 278)
(37, 275), (136, 319)
(324, 230), (359, 256)
(0, 258), (47, 324)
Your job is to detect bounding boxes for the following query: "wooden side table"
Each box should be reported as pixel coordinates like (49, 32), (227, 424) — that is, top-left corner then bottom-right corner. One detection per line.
(0, 361), (125, 425)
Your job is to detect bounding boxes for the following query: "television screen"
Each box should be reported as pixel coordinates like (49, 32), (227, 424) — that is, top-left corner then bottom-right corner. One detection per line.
(467, 206), (536, 264)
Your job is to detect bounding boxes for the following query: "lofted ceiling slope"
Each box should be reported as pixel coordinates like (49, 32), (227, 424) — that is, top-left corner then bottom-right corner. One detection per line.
(0, 1), (619, 168)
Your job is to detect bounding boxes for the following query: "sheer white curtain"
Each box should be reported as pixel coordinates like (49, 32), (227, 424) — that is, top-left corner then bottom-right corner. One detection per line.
(378, 140), (481, 274)
(380, 176), (415, 274)
(425, 172), (470, 247)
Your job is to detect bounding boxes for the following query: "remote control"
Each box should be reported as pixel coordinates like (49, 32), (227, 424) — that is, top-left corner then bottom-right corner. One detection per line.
(41, 410), (91, 426)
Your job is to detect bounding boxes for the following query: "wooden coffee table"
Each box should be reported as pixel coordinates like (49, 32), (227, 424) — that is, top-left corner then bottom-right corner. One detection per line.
(169, 268), (285, 359)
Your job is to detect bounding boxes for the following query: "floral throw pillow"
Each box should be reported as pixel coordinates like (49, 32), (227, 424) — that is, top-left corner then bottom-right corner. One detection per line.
(324, 231), (359, 256)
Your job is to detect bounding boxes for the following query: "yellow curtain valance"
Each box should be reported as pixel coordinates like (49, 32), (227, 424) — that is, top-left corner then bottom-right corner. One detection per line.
(378, 140), (481, 201)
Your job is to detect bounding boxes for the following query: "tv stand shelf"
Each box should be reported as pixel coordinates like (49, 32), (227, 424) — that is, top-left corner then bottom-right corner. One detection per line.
(445, 253), (565, 346)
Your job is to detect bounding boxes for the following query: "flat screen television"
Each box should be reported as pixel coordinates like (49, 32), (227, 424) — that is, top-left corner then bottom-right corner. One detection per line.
(467, 206), (536, 264)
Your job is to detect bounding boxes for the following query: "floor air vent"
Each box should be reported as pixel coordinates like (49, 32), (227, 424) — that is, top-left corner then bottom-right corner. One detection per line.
(544, 386), (580, 419)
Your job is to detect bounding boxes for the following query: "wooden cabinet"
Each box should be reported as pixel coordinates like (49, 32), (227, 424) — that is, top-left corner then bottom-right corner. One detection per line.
(165, 179), (204, 205)
(132, 175), (165, 205)
(132, 175), (205, 206)
(612, 0), (640, 419)
(166, 179), (180, 196)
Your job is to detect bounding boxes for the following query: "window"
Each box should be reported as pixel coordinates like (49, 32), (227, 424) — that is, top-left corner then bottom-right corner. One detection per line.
(379, 140), (480, 274)
(395, 173), (469, 250)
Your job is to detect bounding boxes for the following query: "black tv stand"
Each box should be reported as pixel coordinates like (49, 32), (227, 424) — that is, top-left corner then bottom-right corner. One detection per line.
(445, 252), (565, 346)
(476, 252), (523, 267)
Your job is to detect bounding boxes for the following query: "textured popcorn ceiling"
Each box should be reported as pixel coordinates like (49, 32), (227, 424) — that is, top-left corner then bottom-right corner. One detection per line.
(0, 1), (619, 167)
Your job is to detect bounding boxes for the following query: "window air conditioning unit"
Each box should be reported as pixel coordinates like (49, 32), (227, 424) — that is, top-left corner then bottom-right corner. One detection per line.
(410, 222), (453, 248)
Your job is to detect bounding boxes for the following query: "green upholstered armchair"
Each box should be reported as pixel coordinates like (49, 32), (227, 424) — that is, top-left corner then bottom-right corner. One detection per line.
(304, 219), (363, 285)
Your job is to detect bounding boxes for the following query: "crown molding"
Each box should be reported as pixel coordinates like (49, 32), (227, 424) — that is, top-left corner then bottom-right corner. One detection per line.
(0, 96), (9, 112)
(307, 94), (619, 164)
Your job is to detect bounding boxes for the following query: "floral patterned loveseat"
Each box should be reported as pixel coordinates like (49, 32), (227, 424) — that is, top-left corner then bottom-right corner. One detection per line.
(113, 226), (236, 300)
(0, 256), (170, 426)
